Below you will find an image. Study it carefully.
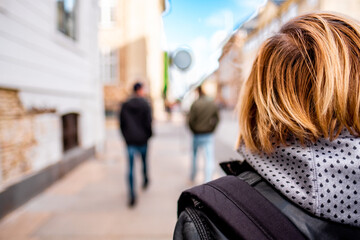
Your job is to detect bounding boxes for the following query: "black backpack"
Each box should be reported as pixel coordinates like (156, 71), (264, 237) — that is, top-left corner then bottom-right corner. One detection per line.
(173, 161), (360, 240)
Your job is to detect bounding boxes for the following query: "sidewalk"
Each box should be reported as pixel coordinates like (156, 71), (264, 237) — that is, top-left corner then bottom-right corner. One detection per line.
(0, 110), (239, 240)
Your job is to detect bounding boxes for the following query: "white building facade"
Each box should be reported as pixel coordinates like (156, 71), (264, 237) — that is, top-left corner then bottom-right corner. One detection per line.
(0, 0), (104, 193)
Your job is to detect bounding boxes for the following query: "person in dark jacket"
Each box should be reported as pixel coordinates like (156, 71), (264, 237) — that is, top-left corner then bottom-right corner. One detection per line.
(119, 82), (152, 207)
(188, 85), (219, 182)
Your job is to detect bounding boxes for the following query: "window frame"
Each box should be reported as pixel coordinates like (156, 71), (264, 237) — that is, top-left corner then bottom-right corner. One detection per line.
(56, 0), (78, 40)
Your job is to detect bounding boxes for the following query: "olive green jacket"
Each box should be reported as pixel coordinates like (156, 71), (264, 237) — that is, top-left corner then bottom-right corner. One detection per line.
(188, 96), (219, 134)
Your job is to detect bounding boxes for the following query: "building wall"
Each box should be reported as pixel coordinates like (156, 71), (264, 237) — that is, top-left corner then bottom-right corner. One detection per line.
(237, 0), (360, 85)
(0, 0), (104, 186)
(216, 33), (244, 108)
(99, 0), (165, 118)
(320, 0), (360, 21)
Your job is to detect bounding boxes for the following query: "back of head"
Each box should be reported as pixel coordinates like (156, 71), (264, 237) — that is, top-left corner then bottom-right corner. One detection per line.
(237, 12), (360, 153)
(197, 85), (204, 97)
(133, 82), (146, 98)
(133, 82), (143, 93)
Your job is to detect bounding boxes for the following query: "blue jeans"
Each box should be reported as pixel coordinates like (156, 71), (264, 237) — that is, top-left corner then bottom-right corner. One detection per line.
(127, 144), (148, 199)
(192, 133), (214, 182)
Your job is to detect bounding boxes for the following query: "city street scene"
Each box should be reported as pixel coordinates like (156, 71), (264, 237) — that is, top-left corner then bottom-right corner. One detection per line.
(0, 0), (360, 239)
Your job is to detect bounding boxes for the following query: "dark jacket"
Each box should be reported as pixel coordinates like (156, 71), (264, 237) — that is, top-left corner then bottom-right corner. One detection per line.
(188, 96), (219, 134)
(119, 96), (152, 145)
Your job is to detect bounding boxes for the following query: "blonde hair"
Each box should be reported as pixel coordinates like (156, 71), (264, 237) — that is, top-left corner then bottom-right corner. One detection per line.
(237, 12), (360, 153)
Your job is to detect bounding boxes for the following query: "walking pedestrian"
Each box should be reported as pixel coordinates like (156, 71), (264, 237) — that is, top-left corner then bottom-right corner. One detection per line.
(188, 85), (219, 182)
(119, 82), (152, 207)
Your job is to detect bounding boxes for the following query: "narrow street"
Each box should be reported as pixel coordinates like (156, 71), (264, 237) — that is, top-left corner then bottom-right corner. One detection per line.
(0, 110), (239, 240)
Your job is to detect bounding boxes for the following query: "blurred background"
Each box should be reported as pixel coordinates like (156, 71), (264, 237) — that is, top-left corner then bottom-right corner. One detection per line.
(0, 0), (360, 239)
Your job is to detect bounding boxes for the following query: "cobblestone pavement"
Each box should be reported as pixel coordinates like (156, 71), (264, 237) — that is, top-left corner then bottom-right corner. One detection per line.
(0, 110), (239, 240)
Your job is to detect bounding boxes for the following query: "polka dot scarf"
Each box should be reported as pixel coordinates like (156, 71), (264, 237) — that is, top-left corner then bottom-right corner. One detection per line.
(239, 129), (360, 227)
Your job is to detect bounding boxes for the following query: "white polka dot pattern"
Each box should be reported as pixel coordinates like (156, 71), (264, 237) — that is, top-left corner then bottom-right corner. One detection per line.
(239, 129), (360, 227)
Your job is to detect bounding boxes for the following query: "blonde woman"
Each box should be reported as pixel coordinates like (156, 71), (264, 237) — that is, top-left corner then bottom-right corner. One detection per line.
(237, 12), (360, 229)
(174, 13), (360, 240)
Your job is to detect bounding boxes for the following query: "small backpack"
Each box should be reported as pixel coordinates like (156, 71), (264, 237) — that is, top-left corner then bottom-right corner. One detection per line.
(173, 161), (360, 240)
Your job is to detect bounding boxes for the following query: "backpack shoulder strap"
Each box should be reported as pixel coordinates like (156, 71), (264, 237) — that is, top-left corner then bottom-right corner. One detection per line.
(178, 176), (306, 240)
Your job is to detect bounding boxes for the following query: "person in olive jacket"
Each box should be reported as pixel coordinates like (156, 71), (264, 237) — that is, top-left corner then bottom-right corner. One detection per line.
(119, 82), (152, 207)
(188, 85), (219, 182)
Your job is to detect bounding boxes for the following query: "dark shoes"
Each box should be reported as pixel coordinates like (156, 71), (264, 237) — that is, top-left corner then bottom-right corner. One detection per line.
(143, 179), (149, 190)
(128, 196), (136, 208)
(128, 179), (149, 208)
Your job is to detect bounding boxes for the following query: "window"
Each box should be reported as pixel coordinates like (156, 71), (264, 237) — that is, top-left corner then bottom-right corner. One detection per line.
(99, 0), (117, 27)
(57, 0), (77, 40)
(62, 113), (79, 152)
(100, 48), (119, 84)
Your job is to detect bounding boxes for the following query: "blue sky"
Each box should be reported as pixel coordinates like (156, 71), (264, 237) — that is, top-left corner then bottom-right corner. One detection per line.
(162, 0), (266, 98)
(163, 0), (266, 47)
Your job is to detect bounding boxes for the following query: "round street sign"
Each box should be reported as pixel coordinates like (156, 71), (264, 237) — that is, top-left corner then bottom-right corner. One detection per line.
(172, 48), (192, 71)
